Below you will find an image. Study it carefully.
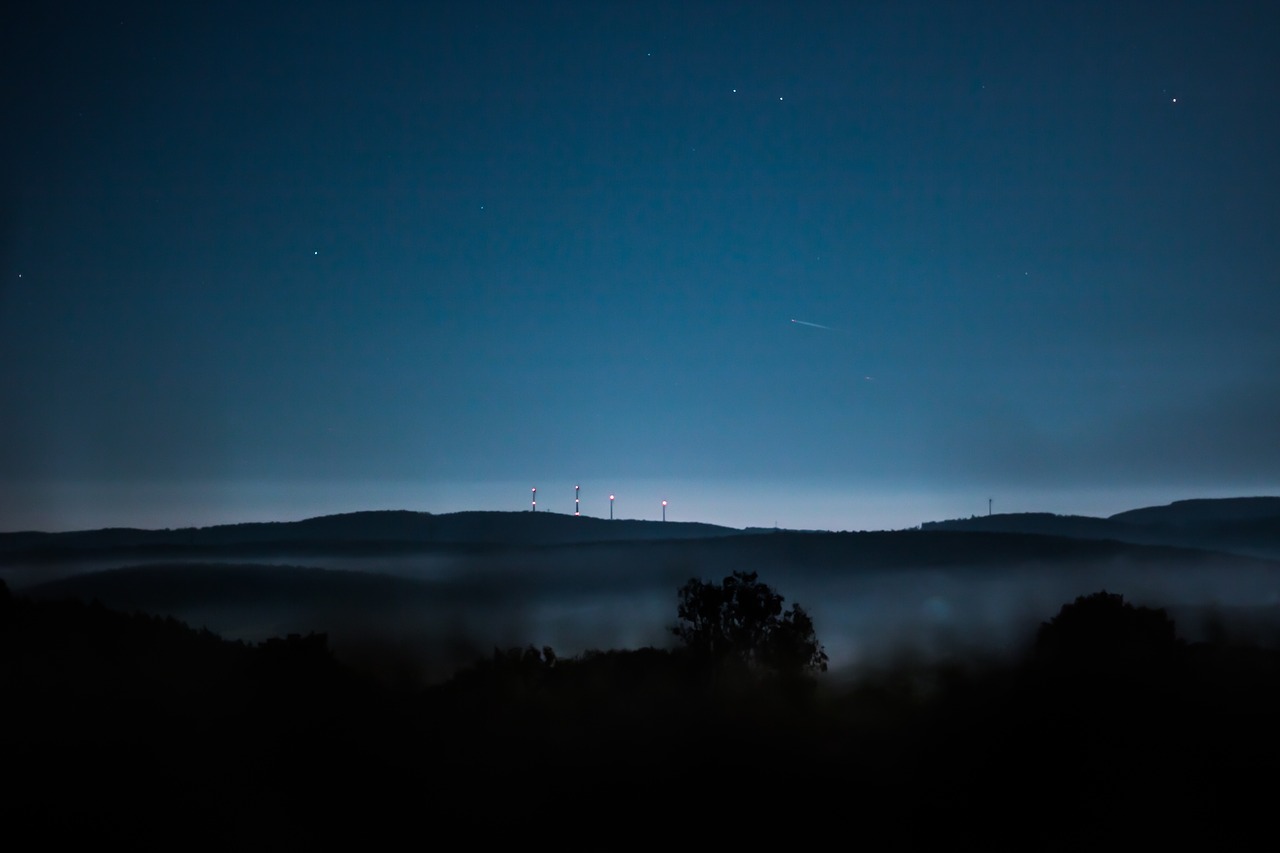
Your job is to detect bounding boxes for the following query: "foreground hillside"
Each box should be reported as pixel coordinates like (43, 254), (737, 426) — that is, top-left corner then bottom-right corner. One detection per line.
(4, 578), (1280, 844)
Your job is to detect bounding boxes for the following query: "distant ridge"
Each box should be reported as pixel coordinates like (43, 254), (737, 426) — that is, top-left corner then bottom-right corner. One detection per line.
(922, 497), (1280, 560)
(6, 497), (1280, 564)
(0, 509), (743, 559)
(1109, 497), (1280, 525)
(920, 512), (1120, 541)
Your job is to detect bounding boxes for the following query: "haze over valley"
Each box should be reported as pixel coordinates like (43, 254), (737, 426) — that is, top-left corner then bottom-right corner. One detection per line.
(7, 497), (1279, 685)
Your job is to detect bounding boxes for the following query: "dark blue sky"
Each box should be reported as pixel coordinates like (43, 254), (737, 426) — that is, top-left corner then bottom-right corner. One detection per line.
(3, 1), (1278, 531)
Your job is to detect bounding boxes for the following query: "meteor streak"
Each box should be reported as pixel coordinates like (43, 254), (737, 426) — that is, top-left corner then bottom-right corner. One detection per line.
(790, 318), (834, 331)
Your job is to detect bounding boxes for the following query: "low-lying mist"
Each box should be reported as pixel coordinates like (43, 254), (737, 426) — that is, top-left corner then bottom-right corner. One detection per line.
(11, 533), (1280, 686)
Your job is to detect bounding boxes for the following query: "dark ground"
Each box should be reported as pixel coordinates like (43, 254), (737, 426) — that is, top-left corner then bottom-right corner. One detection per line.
(5, 581), (1279, 848)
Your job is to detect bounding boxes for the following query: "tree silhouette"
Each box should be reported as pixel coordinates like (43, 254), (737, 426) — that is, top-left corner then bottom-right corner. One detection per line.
(673, 571), (828, 676)
(1035, 590), (1183, 674)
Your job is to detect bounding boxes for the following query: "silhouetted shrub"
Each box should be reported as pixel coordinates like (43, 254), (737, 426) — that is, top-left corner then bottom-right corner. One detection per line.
(673, 571), (828, 678)
(1038, 592), (1178, 659)
(1033, 591), (1185, 691)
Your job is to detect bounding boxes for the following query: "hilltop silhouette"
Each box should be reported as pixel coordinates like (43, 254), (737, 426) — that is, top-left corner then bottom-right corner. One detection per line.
(1109, 496), (1280, 525)
(0, 509), (742, 561)
(922, 496), (1280, 559)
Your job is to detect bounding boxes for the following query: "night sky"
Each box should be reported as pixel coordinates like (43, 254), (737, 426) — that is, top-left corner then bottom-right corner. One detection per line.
(3, 1), (1278, 533)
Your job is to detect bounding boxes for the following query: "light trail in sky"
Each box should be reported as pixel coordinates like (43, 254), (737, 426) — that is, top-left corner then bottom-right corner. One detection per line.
(790, 318), (834, 331)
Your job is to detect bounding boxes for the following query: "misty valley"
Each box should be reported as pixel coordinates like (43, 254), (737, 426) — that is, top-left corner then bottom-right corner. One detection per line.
(4, 497), (1280, 843)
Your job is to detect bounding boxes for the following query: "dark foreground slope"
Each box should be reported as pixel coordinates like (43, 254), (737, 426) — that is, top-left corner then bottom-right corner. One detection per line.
(5, 579), (1280, 846)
